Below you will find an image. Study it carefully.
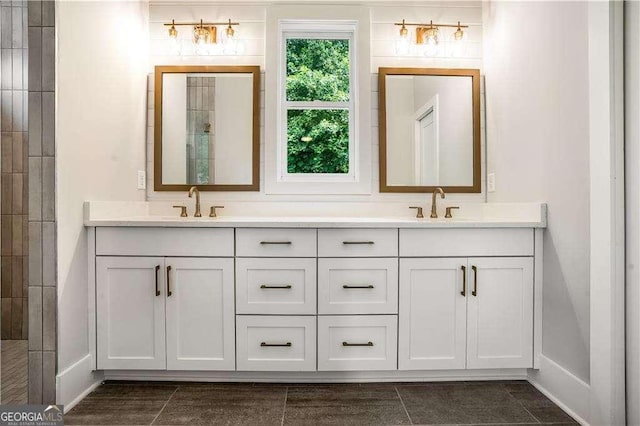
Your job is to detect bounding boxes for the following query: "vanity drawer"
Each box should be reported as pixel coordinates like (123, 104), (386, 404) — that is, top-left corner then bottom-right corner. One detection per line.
(318, 229), (398, 257)
(96, 227), (234, 257)
(236, 228), (317, 257)
(318, 258), (398, 314)
(236, 258), (317, 315)
(236, 315), (316, 371)
(317, 315), (397, 371)
(399, 228), (534, 257)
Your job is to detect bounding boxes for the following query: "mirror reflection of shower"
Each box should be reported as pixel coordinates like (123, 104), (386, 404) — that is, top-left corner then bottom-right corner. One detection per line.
(186, 76), (216, 184)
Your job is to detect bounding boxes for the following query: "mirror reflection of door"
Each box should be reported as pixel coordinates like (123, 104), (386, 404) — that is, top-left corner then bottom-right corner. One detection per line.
(414, 95), (439, 186)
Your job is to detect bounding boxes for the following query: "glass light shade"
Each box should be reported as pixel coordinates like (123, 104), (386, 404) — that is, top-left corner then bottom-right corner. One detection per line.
(169, 36), (182, 56)
(222, 29), (243, 55)
(423, 29), (439, 56)
(448, 27), (466, 57)
(395, 34), (410, 56)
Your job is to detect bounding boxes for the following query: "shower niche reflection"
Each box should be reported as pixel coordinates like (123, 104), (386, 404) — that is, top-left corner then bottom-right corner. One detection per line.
(186, 76), (218, 184)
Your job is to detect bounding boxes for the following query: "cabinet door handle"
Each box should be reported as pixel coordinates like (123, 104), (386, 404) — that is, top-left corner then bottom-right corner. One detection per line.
(342, 341), (374, 347)
(155, 265), (161, 296)
(342, 285), (374, 289)
(461, 265), (466, 296)
(166, 265), (172, 297)
(261, 342), (292, 347)
(342, 241), (374, 245)
(260, 241), (292, 245)
(471, 265), (478, 296)
(260, 284), (292, 289)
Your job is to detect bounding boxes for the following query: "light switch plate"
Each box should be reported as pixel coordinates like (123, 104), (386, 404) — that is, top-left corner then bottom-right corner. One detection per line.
(487, 173), (496, 193)
(137, 171), (146, 190)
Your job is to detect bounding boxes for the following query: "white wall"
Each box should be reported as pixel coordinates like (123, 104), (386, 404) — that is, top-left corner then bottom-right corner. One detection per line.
(56, 0), (149, 405)
(146, 2), (485, 203)
(161, 73), (187, 184)
(214, 75), (253, 184)
(482, 0), (591, 395)
(626, 4), (640, 425)
(384, 76), (414, 185)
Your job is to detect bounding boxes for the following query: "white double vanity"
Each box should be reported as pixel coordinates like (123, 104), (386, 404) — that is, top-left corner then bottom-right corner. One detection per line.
(84, 201), (546, 382)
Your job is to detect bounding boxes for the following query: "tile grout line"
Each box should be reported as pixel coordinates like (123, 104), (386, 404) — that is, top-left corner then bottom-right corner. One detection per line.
(280, 386), (288, 426)
(149, 386), (179, 425)
(395, 386), (413, 425)
(503, 385), (542, 424)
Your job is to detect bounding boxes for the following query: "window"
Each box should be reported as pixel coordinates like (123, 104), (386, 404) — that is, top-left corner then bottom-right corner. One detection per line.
(279, 22), (356, 181)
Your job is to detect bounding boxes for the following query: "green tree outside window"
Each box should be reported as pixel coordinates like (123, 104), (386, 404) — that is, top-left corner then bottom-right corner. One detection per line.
(286, 39), (351, 174)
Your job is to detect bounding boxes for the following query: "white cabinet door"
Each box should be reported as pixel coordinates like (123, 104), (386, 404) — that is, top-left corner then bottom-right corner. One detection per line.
(466, 257), (534, 369)
(165, 258), (235, 370)
(96, 257), (166, 370)
(398, 258), (467, 370)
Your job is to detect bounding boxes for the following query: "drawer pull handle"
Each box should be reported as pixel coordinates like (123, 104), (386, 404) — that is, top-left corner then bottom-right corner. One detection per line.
(261, 342), (292, 347)
(342, 285), (374, 289)
(342, 341), (374, 347)
(260, 241), (292, 245)
(166, 265), (172, 297)
(155, 265), (161, 296)
(461, 265), (466, 297)
(260, 284), (293, 289)
(471, 265), (478, 296)
(342, 241), (375, 245)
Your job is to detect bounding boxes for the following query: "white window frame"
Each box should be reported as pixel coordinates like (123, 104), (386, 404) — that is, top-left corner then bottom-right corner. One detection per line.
(277, 21), (358, 183)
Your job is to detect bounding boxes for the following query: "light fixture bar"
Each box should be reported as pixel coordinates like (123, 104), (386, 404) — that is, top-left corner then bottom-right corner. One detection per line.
(164, 21), (240, 27)
(394, 21), (468, 29)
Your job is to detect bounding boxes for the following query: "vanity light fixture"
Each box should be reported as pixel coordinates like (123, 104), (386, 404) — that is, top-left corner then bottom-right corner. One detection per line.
(394, 19), (469, 57)
(164, 18), (242, 56)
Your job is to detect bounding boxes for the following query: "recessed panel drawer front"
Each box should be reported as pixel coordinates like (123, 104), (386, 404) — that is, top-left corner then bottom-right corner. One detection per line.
(236, 228), (317, 257)
(318, 258), (398, 314)
(236, 315), (316, 371)
(236, 258), (317, 315)
(318, 229), (398, 257)
(96, 227), (234, 257)
(399, 228), (534, 257)
(317, 315), (398, 371)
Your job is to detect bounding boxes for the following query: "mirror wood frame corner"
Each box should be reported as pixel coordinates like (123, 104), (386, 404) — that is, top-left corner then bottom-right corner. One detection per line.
(153, 65), (261, 192)
(378, 67), (481, 193)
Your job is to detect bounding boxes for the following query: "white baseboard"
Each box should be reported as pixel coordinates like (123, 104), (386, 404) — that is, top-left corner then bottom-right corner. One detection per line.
(528, 355), (591, 425)
(56, 354), (104, 413)
(103, 368), (528, 382)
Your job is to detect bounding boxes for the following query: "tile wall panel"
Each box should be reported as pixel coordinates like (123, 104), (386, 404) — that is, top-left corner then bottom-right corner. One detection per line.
(1, 0), (27, 340)
(26, 0), (55, 405)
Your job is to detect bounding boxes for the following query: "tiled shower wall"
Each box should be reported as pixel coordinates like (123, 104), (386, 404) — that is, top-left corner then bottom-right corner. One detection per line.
(0, 0), (28, 340)
(27, 0), (55, 404)
(187, 76), (216, 184)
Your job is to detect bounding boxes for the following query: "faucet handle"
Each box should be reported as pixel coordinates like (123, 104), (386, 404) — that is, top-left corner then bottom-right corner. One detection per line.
(445, 206), (460, 219)
(209, 205), (225, 218)
(409, 206), (424, 219)
(172, 205), (188, 218)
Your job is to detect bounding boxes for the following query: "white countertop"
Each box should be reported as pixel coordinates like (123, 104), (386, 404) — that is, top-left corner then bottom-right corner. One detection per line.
(83, 201), (547, 228)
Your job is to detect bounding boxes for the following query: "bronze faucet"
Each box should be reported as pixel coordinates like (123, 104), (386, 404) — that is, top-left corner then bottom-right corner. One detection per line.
(188, 186), (202, 217)
(431, 187), (445, 218)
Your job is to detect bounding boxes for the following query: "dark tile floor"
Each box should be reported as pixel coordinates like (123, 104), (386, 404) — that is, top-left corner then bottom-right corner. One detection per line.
(64, 381), (579, 426)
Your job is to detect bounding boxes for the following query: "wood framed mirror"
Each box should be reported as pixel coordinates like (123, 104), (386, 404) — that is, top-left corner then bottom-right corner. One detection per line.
(378, 67), (481, 193)
(154, 65), (260, 191)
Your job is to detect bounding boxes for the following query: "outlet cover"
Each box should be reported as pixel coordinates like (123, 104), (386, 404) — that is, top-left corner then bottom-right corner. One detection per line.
(137, 171), (146, 190)
(487, 173), (496, 193)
